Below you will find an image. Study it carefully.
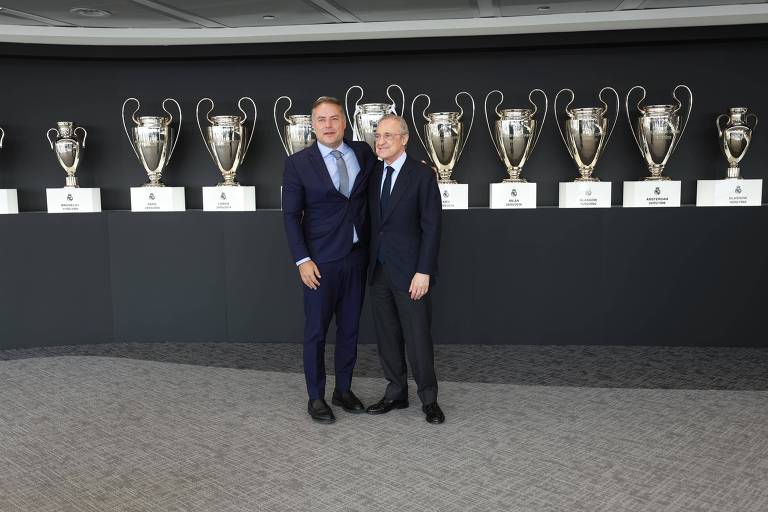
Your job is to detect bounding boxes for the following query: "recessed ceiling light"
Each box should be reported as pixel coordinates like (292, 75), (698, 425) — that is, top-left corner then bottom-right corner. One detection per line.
(537, 5), (551, 11)
(263, 15), (276, 20)
(70, 7), (112, 17)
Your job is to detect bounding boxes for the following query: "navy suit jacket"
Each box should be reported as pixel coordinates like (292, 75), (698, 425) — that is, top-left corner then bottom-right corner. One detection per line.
(282, 140), (376, 264)
(368, 154), (442, 292)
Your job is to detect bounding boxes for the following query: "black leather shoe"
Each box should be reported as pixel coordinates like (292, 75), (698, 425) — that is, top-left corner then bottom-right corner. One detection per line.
(331, 389), (365, 413)
(307, 399), (336, 424)
(366, 396), (409, 415)
(422, 402), (445, 424)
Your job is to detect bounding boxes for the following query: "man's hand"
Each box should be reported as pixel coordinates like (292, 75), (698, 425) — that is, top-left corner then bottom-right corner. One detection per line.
(409, 273), (430, 300)
(299, 260), (322, 290)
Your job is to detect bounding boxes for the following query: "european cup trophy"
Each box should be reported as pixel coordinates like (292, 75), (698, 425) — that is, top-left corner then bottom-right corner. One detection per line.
(273, 96), (315, 156)
(345, 84), (405, 151)
(46, 121), (87, 187)
(625, 84), (693, 180)
(196, 97), (256, 186)
(121, 97), (182, 187)
(717, 107), (757, 179)
(484, 88), (548, 182)
(411, 91), (475, 184)
(555, 87), (620, 181)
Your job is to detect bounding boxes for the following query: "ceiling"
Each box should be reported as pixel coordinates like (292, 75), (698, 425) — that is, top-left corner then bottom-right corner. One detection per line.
(0, 0), (766, 45)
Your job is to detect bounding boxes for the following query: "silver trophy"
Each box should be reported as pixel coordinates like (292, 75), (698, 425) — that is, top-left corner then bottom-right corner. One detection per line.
(555, 87), (620, 181)
(411, 91), (475, 184)
(46, 121), (87, 188)
(626, 84), (693, 180)
(484, 88), (548, 182)
(345, 84), (405, 151)
(273, 96), (315, 156)
(122, 97), (182, 187)
(196, 97), (256, 186)
(717, 107), (757, 179)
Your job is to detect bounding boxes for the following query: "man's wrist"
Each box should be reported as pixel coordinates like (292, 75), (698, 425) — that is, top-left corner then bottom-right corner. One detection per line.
(296, 257), (311, 266)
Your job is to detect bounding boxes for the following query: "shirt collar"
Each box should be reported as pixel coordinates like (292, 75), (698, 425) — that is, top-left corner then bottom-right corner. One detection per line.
(384, 151), (407, 173)
(317, 141), (349, 159)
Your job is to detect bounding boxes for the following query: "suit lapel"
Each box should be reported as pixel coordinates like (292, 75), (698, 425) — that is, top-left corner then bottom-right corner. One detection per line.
(308, 143), (344, 197)
(381, 156), (414, 223)
(348, 140), (371, 197)
(372, 162), (384, 217)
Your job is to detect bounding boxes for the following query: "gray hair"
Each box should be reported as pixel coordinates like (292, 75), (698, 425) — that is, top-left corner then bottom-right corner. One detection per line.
(379, 114), (409, 135)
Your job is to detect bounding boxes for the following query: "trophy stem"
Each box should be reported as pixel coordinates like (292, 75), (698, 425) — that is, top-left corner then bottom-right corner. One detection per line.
(726, 166), (741, 179)
(143, 172), (165, 187)
(575, 168), (599, 182)
(65, 176), (79, 188)
(503, 168), (527, 183)
(644, 165), (670, 181)
(218, 174), (240, 186)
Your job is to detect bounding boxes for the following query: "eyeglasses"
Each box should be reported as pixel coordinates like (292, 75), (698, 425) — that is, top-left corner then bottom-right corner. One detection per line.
(374, 132), (406, 142)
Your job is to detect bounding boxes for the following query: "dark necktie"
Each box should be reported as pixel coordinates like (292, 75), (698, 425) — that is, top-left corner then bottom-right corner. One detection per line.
(380, 165), (395, 219)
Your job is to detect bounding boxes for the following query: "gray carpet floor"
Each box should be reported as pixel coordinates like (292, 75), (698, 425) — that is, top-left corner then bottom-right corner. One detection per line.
(1, 354), (767, 511)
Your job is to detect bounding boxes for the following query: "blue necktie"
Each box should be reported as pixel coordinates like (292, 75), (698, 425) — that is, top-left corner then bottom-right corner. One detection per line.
(380, 165), (395, 219)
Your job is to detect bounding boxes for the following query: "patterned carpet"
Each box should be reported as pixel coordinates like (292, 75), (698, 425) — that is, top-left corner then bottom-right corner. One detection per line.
(1, 344), (767, 511)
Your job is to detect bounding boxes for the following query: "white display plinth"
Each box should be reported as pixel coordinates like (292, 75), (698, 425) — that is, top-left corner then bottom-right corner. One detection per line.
(203, 186), (256, 211)
(489, 183), (536, 209)
(696, 179), (763, 207)
(0, 189), (18, 214)
(46, 188), (101, 213)
(623, 181), (681, 208)
(438, 183), (468, 210)
(558, 182), (611, 208)
(130, 187), (185, 212)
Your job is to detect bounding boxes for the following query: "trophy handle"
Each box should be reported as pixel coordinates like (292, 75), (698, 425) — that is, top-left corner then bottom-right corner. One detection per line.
(45, 128), (59, 150)
(273, 95), (292, 156)
(599, 86), (620, 147)
(121, 97), (141, 160)
(0, 127), (4, 148)
(671, 84), (693, 155)
(553, 88), (574, 154)
(162, 98), (182, 163)
(410, 93), (432, 164)
(74, 126), (88, 148)
(455, 91), (475, 163)
(386, 83), (405, 116)
(716, 114), (728, 138)
(483, 90), (504, 160)
(746, 112), (759, 130)
(344, 85), (363, 140)
(196, 97), (216, 161)
(238, 96), (258, 156)
(625, 85), (646, 154)
(529, 88), (548, 153)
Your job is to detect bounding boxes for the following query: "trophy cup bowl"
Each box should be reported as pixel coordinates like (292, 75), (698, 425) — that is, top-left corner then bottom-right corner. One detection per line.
(412, 91), (475, 184)
(345, 84), (405, 151)
(274, 95), (315, 155)
(485, 88), (548, 182)
(555, 87), (619, 182)
(717, 107), (757, 179)
(197, 97), (257, 186)
(122, 97), (182, 187)
(46, 121), (87, 188)
(626, 84), (693, 181)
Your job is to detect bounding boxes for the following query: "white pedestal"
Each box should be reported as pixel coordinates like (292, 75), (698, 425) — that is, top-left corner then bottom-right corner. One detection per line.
(203, 186), (256, 211)
(489, 183), (536, 209)
(438, 183), (468, 210)
(46, 188), (102, 213)
(696, 179), (763, 207)
(558, 182), (612, 208)
(130, 187), (185, 212)
(623, 181), (681, 208)
(0, 189), (18, 214)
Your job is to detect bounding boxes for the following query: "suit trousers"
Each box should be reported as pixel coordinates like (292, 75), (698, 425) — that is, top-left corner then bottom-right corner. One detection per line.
(303, 246), (368, 400)
(370, 263), (438, 405)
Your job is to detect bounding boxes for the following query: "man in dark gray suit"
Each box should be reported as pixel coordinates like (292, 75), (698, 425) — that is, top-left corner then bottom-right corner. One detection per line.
(365, 114), (444, 424)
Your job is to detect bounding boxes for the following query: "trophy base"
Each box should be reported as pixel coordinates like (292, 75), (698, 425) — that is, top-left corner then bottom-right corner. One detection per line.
(0, 189), (19, 214)
(643, 176), (672, 181)
(490, 182), (536, 209)
(559, 181), (611, 208)
(203, 186), (256, 211)
(142, 182), (166, 188)
(65, 176), (78, 188)
(437, 183), (468, 209)
(696, 179), (762, 207)
(623, 181), (681, 208)
(217, 182), (241, 187)
(46, 187), (102, 213)
(726, 167), (741, 179)
(131, 186), (185, 212)
(502, 177), (528, 183)
(574, 176), (600, 182)
(437, 180), (458, 185)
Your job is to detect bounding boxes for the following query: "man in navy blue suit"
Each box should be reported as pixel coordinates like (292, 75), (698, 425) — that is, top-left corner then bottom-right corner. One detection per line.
(365, 115), (445, 424)
(282, 96), (376, 424)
